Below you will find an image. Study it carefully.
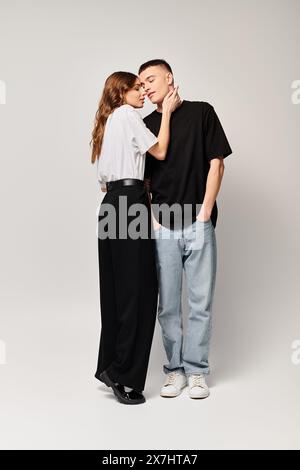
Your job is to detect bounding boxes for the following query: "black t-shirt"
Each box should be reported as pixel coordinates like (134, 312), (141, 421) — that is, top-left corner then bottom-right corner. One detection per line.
(143, 100), (233, 230)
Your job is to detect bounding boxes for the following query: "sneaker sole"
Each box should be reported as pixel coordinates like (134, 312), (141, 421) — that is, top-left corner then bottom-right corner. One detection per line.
(160, 393), (181, 398)
(160, 385), (187, 398)
(189, 391), (210, 399)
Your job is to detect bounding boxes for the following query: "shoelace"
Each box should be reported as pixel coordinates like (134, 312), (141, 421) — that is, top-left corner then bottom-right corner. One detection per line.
(190, 374), (206, 389)
(165, 372), (179, 386)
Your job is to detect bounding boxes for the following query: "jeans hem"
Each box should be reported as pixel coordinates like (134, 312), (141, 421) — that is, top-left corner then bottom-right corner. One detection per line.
(163, 366), (185, 375)
(185, 370), (210, 376)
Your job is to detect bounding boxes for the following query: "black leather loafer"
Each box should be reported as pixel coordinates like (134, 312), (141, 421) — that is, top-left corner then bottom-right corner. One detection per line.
(99, 370), (146, 405)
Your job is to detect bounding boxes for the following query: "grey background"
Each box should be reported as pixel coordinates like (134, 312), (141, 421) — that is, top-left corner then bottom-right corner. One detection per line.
(0, 0), (299, 449)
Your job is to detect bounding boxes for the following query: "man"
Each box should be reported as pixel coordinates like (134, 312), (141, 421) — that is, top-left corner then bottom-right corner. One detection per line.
(139, 59), (233, 399)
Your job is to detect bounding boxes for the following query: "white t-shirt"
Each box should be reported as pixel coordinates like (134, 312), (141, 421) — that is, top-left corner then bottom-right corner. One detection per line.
(97, 104), (158, 188)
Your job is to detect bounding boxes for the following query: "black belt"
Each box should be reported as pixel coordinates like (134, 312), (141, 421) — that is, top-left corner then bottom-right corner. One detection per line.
(106, 178), (144, 192)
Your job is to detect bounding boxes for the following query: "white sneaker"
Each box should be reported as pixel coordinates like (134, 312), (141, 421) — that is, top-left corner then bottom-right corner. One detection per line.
(160, 371), (187, 397)
(188, 374), (210, 399)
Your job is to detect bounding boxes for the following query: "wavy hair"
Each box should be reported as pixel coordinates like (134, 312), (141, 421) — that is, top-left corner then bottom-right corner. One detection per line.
(90, 71), (138, 164)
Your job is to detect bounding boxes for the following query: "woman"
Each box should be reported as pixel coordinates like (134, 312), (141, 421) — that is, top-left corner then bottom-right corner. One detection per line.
(90, 71), (180, 405)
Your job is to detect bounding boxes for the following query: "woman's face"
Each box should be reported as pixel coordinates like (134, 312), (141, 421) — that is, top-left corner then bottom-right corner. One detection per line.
(123, 79), (146, 108)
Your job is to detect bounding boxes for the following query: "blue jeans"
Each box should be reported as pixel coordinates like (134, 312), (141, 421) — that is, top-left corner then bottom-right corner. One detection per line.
(154, 218), (217, 375)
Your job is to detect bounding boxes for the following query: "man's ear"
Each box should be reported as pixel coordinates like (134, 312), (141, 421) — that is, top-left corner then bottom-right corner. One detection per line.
(167, 72), (173, 86)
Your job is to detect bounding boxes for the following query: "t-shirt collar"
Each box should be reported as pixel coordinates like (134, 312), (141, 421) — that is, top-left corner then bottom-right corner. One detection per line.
(155, 99), (185, 114)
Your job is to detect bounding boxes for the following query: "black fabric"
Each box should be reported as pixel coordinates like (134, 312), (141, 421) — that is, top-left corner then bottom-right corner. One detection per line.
(143, 100), (232, 229)
(95, 185), (158, 392)
(106, 178), (144, 192)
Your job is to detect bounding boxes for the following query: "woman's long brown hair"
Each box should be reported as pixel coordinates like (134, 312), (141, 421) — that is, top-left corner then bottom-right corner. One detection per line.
(90, 71), (138, 164)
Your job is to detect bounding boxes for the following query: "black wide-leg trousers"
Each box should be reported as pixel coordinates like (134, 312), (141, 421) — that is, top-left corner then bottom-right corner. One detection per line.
(95, 184), (158, 392)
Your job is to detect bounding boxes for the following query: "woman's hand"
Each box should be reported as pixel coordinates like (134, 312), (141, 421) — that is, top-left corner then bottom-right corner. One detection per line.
(147, 86), (182, 161)
(162, 86), (182, 114)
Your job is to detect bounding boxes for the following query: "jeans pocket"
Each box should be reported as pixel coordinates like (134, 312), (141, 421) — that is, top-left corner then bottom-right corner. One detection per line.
(195, 217), (211, 225)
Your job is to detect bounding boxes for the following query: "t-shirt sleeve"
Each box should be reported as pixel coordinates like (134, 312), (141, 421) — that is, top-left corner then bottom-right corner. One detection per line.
(127, 107), (158, 154)
(203, 104), (232, 161)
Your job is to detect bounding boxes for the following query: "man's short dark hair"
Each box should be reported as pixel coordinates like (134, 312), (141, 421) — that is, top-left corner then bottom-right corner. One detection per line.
(138, 59), (173, 75)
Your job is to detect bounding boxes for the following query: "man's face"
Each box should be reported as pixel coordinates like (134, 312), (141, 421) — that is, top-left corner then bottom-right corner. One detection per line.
(139, 66), (173, 104)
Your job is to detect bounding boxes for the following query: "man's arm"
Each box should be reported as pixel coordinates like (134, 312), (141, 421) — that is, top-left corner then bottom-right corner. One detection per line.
(143, 178), (151, 192)
(197, 157), (225, 221)
(144, 177), (162, 230)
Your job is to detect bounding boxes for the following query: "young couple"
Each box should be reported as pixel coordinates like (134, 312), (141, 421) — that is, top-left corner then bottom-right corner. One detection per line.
(90, 59), (232, 405)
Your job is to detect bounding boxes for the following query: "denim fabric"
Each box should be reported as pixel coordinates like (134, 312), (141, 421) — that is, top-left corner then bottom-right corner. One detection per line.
(154, 218), (217, 375)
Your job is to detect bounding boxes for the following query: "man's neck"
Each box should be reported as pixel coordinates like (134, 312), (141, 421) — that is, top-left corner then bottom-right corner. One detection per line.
(156, 99), (184, 114)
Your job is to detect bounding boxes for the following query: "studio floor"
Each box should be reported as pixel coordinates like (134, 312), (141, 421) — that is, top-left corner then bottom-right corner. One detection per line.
(1, 295), (300, 450)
